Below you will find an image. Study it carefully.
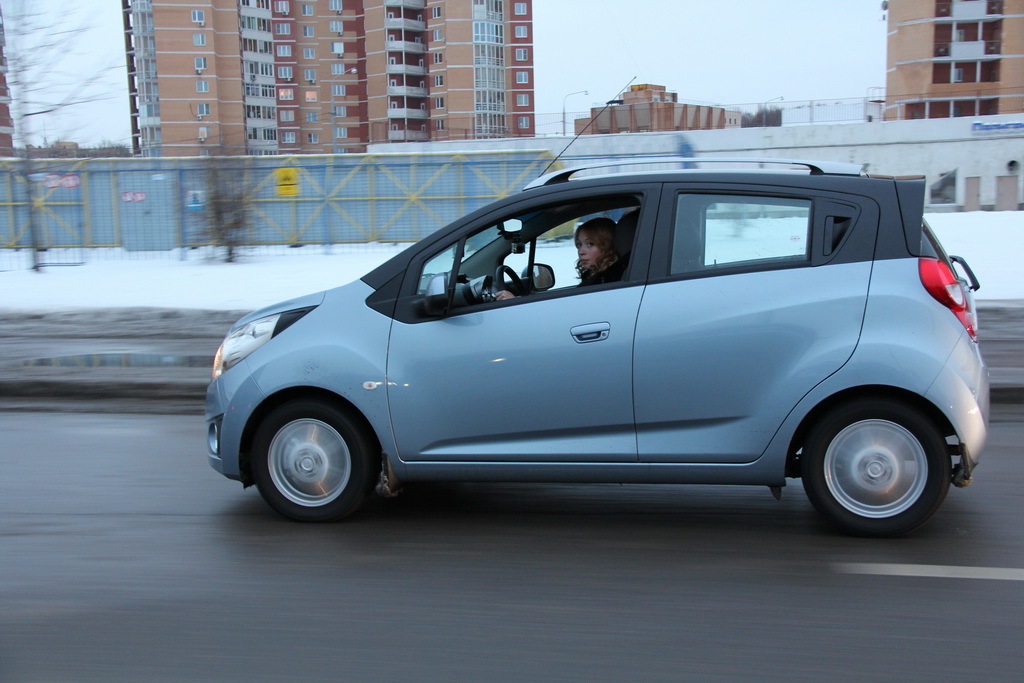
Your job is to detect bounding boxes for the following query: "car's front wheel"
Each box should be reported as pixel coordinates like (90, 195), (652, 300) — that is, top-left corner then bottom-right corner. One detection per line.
(801, 398), (950, 537)
(251, 400), (377, 522)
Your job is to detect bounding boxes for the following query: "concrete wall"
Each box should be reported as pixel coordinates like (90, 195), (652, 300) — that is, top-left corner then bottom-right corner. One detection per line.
(374, 114), (1024, 210)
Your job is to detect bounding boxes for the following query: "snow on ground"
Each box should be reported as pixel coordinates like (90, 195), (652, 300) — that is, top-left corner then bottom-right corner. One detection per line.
(1, 212), (1020, 313)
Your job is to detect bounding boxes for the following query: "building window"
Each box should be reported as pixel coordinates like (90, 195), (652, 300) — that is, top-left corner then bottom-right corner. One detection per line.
(516, 71), (528, 84)
(332, 84), (346, 96)
(302, 26), (314, 37)
(334, 126), (348, 138)
(195, 57), (208, 71)
(435, 96), (445, 109)
(282, 131), (296, 143)
(196, 80), (210, 93)
(303, 47), (315, 59)
(436, 119), (445, 130)
(279, 88), (295, 100)
(279, 109), (295, 121)
(472, 22), (503, 43)
(433, 29), (444, 42)
(516, 93), (529, 107)
(518, 116), (530, 129)
(191, 9), (205, 24)
(301, 3), (313, 16)
(330, 20), (344, 33)
(197, 103), (211, 117)
(433, 52), (443, 64)
(515, 25), (527, 39)
(329, 0), (342, 10)
(278, 66), (293, 79)
(305, 91), (318, 102)
(333, 105), (347, 116)
(432, 6), (442, 18)
(193, 33), (206, 46)
(514, 2), (527, 15)
(274, 1), (290, 14)
(304, 68), (316, 82)
(198, 125), (209, 139)
(434, 74), (444, 86)
(277, 44), (292, 57)
(306, 111), (318, 123)
(307, 133), (319, 144)
(276, 22), (291, 35)
(515, 48), (528, 61)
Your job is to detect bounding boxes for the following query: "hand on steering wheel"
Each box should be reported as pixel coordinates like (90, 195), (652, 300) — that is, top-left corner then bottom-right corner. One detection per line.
(496, 265), (525, 298)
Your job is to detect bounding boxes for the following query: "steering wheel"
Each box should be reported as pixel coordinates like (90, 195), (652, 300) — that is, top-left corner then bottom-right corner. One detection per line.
(496, 265), (525, 297)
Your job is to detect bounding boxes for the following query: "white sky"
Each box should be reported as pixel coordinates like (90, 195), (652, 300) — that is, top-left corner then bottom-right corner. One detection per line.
(3, 0), (889, 147)
(1, 213), (1020, 311)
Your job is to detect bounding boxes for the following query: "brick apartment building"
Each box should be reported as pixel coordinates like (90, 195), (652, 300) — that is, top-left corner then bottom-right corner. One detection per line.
(0, 7), (14, 156)
(122, 0), (534, 156)
(886, 0), (1024, 119)
(573, 84), (741, 135)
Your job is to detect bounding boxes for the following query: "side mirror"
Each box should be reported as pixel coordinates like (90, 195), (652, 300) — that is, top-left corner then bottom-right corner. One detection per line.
(422, 273), (449, 316)
(532, 263), (555, 292)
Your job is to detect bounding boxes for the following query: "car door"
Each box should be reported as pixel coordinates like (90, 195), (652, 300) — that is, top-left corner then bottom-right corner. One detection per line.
(633, 184), (878, 464)
(385, 192), (653, 464)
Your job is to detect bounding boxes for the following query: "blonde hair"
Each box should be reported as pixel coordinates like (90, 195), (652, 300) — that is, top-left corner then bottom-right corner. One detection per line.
(575, 217), (618, 278)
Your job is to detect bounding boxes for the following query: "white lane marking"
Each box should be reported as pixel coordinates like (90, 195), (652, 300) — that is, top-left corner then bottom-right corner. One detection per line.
(834, 562), (1024, 582)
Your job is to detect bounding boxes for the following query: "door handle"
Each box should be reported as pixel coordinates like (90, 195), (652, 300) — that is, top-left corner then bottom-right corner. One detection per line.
(570, 322), (610, 343)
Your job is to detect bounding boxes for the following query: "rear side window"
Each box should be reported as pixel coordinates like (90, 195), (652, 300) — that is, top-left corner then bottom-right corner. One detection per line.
(670, 194), (812, 275)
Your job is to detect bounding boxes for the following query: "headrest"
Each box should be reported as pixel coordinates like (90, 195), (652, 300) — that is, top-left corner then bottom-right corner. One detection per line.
(615, 210), (638, 255)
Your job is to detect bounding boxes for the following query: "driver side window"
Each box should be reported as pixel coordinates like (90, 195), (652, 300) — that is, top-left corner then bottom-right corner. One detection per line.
(415, 194), (642, 314)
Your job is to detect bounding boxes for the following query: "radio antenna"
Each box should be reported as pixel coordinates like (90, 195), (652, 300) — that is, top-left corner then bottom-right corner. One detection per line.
(538, 76), (637, 178)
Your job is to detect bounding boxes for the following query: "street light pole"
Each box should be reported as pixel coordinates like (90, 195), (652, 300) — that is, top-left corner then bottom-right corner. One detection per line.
(761, 96), (784, 127)
(562, 90), (589, 136)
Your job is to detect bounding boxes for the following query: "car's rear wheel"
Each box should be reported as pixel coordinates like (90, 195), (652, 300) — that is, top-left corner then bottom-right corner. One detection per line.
(251, 400), (377, 522)
(801, 398), (950, 537)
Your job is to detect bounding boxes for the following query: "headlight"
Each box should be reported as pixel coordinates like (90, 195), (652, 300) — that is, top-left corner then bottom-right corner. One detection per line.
(212, 313), (280, 379)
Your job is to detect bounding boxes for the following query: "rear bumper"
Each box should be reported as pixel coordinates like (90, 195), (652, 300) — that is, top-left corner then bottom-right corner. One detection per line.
(926, 334), (989, 467)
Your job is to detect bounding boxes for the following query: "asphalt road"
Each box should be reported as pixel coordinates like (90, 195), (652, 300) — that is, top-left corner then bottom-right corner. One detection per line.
(1, 411), (1022, 682)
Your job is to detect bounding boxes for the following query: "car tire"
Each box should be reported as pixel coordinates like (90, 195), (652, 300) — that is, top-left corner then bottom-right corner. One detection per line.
(801, 398), (950, 537)
(251, 400), (377, 522)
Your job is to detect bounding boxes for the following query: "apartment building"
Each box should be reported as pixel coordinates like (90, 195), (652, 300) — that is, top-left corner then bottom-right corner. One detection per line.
(0, 8), (14, 156)
(122, 0), (534, 156)
(886, 0), (1024, 119)
(573, 84), (741, 135)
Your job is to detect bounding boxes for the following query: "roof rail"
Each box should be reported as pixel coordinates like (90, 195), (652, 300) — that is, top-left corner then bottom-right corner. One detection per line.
(523, 157), (865, 190)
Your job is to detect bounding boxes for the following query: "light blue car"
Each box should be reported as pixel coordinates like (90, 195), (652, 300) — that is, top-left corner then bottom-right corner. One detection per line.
(206, 159), (988, 536)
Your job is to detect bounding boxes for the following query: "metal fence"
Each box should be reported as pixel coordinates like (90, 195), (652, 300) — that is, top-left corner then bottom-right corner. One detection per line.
(0, 150), (557, 270)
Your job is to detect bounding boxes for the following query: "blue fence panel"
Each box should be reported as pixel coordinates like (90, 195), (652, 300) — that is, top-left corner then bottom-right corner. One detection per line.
(0, 150), (558, 266)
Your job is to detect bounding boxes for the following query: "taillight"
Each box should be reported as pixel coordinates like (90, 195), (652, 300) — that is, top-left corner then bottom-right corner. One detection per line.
(919, 257), (977, 341)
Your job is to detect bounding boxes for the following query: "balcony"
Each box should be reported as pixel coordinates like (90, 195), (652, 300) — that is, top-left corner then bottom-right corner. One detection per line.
(386, 39), (426, 53)
(934, 40), (1001, 59)
(937, 0), (1004, 19)
(388, 129), (430, 142)
(384, 17), (425, 31)
(388, 107), (429, 119)
(387, 85), (428, 97)
(386, 63), (427, 76)
(384, 0), (425, 8)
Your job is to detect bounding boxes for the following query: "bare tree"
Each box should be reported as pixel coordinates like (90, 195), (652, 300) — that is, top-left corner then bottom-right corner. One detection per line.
(203, 154), (254, 263)
(741, 106), (784, 128)
(3, 0), (125, 269)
